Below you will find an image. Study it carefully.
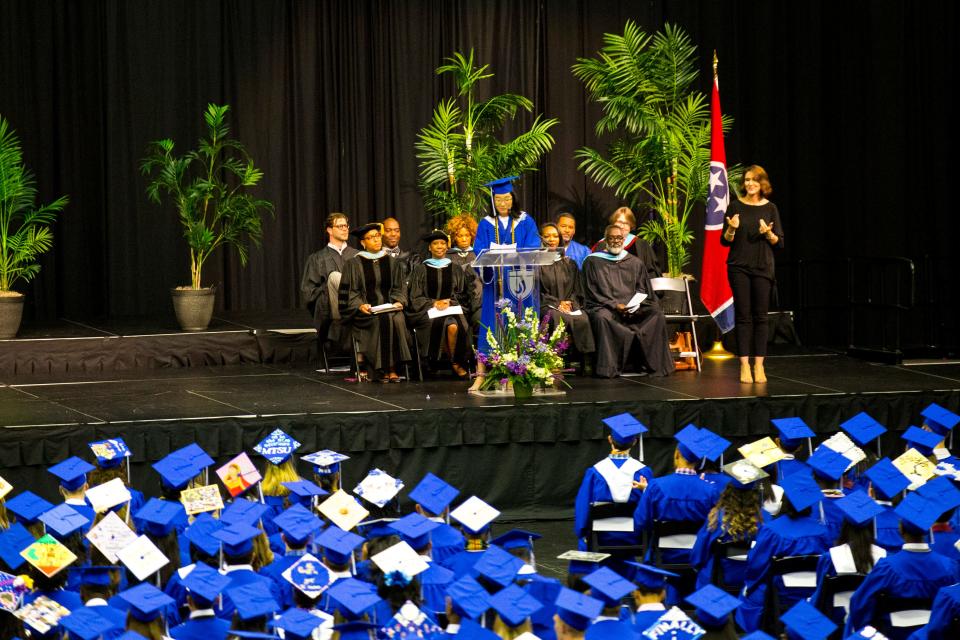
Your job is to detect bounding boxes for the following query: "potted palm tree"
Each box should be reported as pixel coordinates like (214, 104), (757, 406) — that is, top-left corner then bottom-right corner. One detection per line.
(0, 115), (69, 339)
(141, 103), (273, 331)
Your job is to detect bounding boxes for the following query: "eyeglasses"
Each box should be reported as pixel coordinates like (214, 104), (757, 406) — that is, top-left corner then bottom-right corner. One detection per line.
(332, 224), (349, 229)
(606, 235), (625, 245)
(364, 233), (382, 240)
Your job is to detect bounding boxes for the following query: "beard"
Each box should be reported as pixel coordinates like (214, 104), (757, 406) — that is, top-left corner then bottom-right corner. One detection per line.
(607, 244), (623, 255)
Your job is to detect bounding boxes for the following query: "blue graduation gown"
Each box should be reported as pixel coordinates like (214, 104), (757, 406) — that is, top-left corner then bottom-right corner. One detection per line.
(419, 561), (455, 617)
(820, 493), (846, 540)
(689, 510), (763, 591)
(564, 240), (590, 269)
(631, 606), (668, 636)
(845, 546), (960, 636)
(574, 457), (654, 549)
(440, 549), (485, 579)
(774, 457), (808, 482)
(876, 502), (905, 552)
(906, 583), (960, 640)
(429, 522), (465, 566)
(169, 612), (232, 640)
(587, 618), (638, 639)
(930, 526), (960, 560)
(473, 213), (540, 354)
(260, 551), (308, 609)
(735, 514), (833, 633)
(524, 572), (562, 640)
(633, 472), (722, 563)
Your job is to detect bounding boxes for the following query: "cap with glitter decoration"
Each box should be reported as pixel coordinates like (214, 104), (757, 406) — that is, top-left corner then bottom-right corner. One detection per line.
(183, 512), (223, 556)
(152, 454), (200, 490)
(772, 417), (816, 449)
(316, 525), (364, 565)
(181, 562), (230, 604)
(212, 522), (261, 556)
(807, 446), (851, 481)
(134, 498), (185, 537)
(917, 475), (960, 511)
(834, 490), (885, 526)
(602, 413), (648, 447)
(302, 449), (349, 475)
(6, 491), (54, 524)
(388, 512), (440, 550)
(624, 562), (678, 591)
(780, 600), (838, 640)
(685, 584), (741, 628)
(254, 429), (302, 465)
(0, 522), (34, 570)
(282, 479), (328, 503)
(902, 426), (942, 456)
(488, 583), (543, 627)
(38, 504), (90, 538)
(921, 403), (960, 437)
(326, 578), (382, 617)
(484, 176), (519, 196)
(446, 575), (491, 620)
(473, 545), (524, 588)
(841, 412), (887, 446)
(895, 492), (942, 534)
(864, 457), (911, 500)
(60, 606), (121, 640)
(226, 580), (280, 620)
(48, 456), (95, 492)
(271, 607), (325, 640)
(273, 504), (322, 546)
(88, 438), (131, 468)
(118, 583), (174, 622)
(779, 468), (823, 512)
(408, 472), (459, 516)
(221, 499), (271, 527)
(554, 587), (602, 631)
(450, 495), (500, 535)
(581, 567), (634, 606)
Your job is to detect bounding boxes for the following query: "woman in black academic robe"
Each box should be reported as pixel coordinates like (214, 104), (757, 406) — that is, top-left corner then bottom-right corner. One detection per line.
(444, 213), (482, 328)
(539, 222), (595, 358)
(406, 230), (472, 378)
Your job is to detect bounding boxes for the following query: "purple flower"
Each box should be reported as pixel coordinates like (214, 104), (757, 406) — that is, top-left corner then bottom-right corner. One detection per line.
(495, 298), (511, 310)
(499, 377), (509, 386)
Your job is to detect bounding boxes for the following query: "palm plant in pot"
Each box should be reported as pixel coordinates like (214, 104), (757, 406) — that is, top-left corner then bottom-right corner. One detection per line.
(0, 115), (69, 339)
(141, 103), (273, 331)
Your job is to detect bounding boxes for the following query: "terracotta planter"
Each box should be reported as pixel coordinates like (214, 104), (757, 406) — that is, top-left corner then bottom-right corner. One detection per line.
(170, 287), (216, 331)
(0, 292), (25, 339)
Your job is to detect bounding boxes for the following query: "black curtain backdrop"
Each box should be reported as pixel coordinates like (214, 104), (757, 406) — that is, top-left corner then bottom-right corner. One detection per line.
(0, 1), (956, 346)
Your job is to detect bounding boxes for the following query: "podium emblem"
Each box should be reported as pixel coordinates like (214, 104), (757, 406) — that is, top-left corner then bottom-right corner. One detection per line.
(507, 267), (536, 301)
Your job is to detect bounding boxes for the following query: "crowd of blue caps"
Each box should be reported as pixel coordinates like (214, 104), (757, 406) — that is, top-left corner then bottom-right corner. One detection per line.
(0, 403), (959, 639)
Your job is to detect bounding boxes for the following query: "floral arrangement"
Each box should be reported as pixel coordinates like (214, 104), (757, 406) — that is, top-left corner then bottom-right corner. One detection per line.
(477, 299), (570, 392)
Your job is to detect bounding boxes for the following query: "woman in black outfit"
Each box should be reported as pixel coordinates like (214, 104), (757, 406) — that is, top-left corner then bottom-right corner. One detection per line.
(539, 222), (595, 364)
(721, 165), (783, 384)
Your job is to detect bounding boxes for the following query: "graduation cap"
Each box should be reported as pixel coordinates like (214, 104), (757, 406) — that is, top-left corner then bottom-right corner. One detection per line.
(484, 176), (519, 196)
(318, 490), (369, 532)
(59, 606), (120, 640)
(254, 428), (302, 465)
(117, 583), (174, 622)
(921, 403), (960, 437)
(357, 517), (399, 541)
(737, 437), (787, 469)
(894, 492), (942, 534)
(601, 412), (648, 448)
(558, 549), (610, 577)
(352, 468), (404, 508)
(771, 417), (816, 449)
(0, 522), (34, 570)
(0, 474), (10, 501)
(675, 424), (730, 465)
(220, 498), (270, 528)
(116, 534), (169, 581)
(302, 449), (349, 475)
(181, 561), (230, 605)
(273, 504), (323, 546)
(450, 495), (500, 535)
(446, 575), (491, 620)
(370, 540), (430, 580)
(5, 491), (54, 524)
(625, 562), (679, 591)
(553, 586), (602, 631)
(807, 446), (851, 481)
(48, 456), (95, 492)
(834, 490), (884, 527)
(916, 475), (960, 511)
(171, 443), (215, 470)
(88, 437), (131, 468)
(118, 632), (149, 640)
(779, 468), (823, 512)
(326, 577), (383, 617)
(841, 412), (887, 447)
(488, 583), (543, 627)
(184, 512), (223, 556)
(134, 498), (185, 537)
(282, 479), (328, 505)
(316, 525), (364, 565)
(421, 229), (450, 245)
(331, 621), (381, 640)
(472, 545), (524, 588)
(271, 607), (326, 640)
(226, 580), (280, 620)
(85, 478), (132, 513)
(722, 459), (769, 489)
(38, 503), (90, 539)
(902, 426), (942, 456)
(20, 533), (78, 577)
(281, 553), (330, 598)
(212, 522), (262, 557)
(77, 565), (118, 588)
(224, 633), (276, 640)
(864, 458), (911, 500)
(388, 512), (440, 550)
(780, 600), (837, 640)
(349, 222), (383, 239)
(684, 584), (741, 628)
(453, 619), (500, 640)
(490, 529), (541, 552)
(581, 566), (634, 606)
(153, 453), (201, 490)
(408, 472), (459, 516)
(740, 633), (777, 640)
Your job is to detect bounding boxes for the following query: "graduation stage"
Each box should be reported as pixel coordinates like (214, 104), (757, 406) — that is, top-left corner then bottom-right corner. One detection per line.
(1, 310), (959, 524)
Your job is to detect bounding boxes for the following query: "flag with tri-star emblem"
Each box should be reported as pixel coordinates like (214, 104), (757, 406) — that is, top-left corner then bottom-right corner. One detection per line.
(700, 58), (735, 333)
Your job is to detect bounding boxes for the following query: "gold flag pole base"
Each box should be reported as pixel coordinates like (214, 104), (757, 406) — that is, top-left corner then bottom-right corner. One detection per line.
(705, 340), (735, 360)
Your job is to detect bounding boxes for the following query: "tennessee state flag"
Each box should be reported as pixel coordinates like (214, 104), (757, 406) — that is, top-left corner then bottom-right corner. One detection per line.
(700, 58), (735, 333)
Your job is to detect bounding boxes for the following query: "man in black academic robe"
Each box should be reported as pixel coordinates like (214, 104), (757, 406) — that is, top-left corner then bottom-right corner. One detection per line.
(583, 225), (674, 378)
(300, 213), (358, 348)
(381, 216), (422, 287)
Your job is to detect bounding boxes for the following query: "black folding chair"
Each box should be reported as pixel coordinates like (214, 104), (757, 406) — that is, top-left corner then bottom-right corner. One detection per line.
(872, 593), (934, 640)
(814, 573), (866, 636)
(710, 539), (751, 595)
(649, 520), (703, 598)
(760, 554), (821, 634)
(587, 502), (644, 557)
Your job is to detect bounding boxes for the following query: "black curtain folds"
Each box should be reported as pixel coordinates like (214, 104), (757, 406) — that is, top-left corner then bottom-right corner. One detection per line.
(1, 1), (956, 346)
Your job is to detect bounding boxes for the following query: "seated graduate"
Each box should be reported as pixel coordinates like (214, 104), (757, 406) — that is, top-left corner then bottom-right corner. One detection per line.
(908, 584), (960, 640)
(556, 211), (589, 269)
(770, 417), (815, 482)
(540, 222), (595, 367)
(444, 213), (482, 327)
(340, 222), (412, 382)
(626, 563), (678, 633)
(407, 473), (465, 567)
(406, 229), (472, 379)
(583, 224), (674, 378)
(300, 212), (358, 350)
(590, 207), (661, 280)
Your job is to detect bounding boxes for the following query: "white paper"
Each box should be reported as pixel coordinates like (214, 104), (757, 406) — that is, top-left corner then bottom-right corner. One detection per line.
(427, 305), (464, 319)
(488, 243), (517, 253)
(626, 292), (647, 312)
(592, 517), (634, 532)
(370, 303), (399, 314)
(117, 535), (169, 581)
(780, 571), (817, 588)
(549, 305), (582, 316)
(85, 478), (132, 513)
(86, 511), (138, 563)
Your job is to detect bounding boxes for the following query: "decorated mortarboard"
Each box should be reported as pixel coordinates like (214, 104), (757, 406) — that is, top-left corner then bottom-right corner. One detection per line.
(116, 534), (169, 581)
(602, 412), (648, 446)
(152, 454), (200, 490)
(48, 456), (96, 491)
(281, 553), (331, 598)
(183, 512), (223, 556)
(833, 490), (884, 527)
(490, 529), (541, 551)
(118, 583), (174, 622)
(821, 432), (867, 468)
(5, 491), (53, 524)
(488, 583), (543, 627)
(85, 478), (132, 514)
(472, 544), (524, 588)
(902, 426), (942, 456)
(722, 459), (769, 489)
(316, 525), (364, 565)
(841, 412), (887, 446)
(20, 534), (77, 577)
(0, 474), (11, 500)
(13, 594), (70, 634)
(216, 452), (262, 498)
(273, 504), (323, 546)
(779, 468), (823, 512)
(921, 403), (960, 436)
(331, 621), (381, 640)
(408, 472), (459, 516)
(212, 522), (261, 556)
(60, 605), (121, 640)
(864, 458), (911, 499)
(85, 510), (137, 563)
(892, 448), (937, 489)
(553, 586), (601, 631)
(326, 577), (382, 617)
(894, 492), (942, 533)
(350, 222), (383, 239)
(388, 512), (440, 550)
(807, 446), (851, 481)
(450, 495), (500, 534)
(916, 475), (960, 511)
(302, 449), (349, 474)
(134, 498), (185, 537)
(226, 580), (281, 620)
(0, 523), (34, 570)
(180, 483), (224, 516)
(371, 540), (430, 580)
(282, 479), (329, 501)
(38, 503), (90, 538)
(780, 600), (838, 640)
(88, 437), (131, 468)
(772, 417), (816, 448)
(557, 550), (610, 576)
(484, 175), (519, 195)
(625, 562), (678, 591)
(353, 468), (404, 508)
(318, 490), (369, 532)
(254, 428), (301, 465)
(271, 607), (327, 640)
(221, 498), (270, 527)
(737, 437), (786, 469)
(684, 584), (741, 627)
(581, 566), (634, 606)
(171, 443), (215, 470)
(446, 575), (491, 620)
(181, 561), (230, 603)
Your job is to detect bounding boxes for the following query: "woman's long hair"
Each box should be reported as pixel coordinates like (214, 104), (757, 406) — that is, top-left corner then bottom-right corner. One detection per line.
(261, 459), (300, 497)
(838, 520), (877, 575)
(706, 485), (763, 540)
(492, 616), (533, 639)
(126, 616), (165, 640)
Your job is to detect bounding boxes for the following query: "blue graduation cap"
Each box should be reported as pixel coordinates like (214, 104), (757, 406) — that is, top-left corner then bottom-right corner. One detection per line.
(685, 584), (741, 628)
(48, 456), (95, 491)
(224, 632), (275, 640)
(779, 468), (823, 512)
(38, 503), (90, 538)
(895, 492), (941, 534)
(226, 580), (280, 620)
(60, 606), (121, 640)
(171, 443), (214, 470)
(254, 428), (302, 465)
(581, 566), (634, 606)
(902, 426), (942, 456)
(221, 498), (271, 527)
(5, 491), (53, 524)
(212, 522), (261, 556)
(388, 512), (439, 551)
(834, 490), (884, 526)
(182, 562), (230, 605)
(490, 529), (541, 552)
(488, 583), (543, 627)
(273, 504), (322, 546)
(184, 512), (223, 556)
(134, 498), (185, 537)
(864, 458), (910, 500)
(624, 562), (678, 591)
(117, 583), (175, 622)
(780, 600), (837, 640)
(473, 545), (524, 588)
(316, 525), (364, 565)
(88, 437), (131, 468)
(271, 607), (324, 640)
(118, 632), (149, 640)
(675, 424), (730, 465)
(452, 619), (499, 640)
(740, 633), (776, 640)
(446, 575), (491, 620)
(326, 577), (382, 617)
(917, 476), (960, 511)
(554, 586), (603, 631)
(152, 454), (200, 490)
(357, 517), (398, 541)
(302, 449), (348, 476)
(484, 176), (519, 196)
(408, 472), (459, 516)
(282, 479), (328, 504)
(841, 412), (887, 447)
(602, 412), (648, 448)
(0, 522), (34, 570)
(807, 446), (850, 481)
(921, 403), (960, 437)
(331, 621), (381, 640)
(78, 566), (118, 587)
(771, 417), (815, 449)
(283, 555), (330, 598)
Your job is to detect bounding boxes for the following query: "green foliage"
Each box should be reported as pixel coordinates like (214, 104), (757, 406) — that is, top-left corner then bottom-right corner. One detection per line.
(416, 50), (559, 223)
(0, 115), (69, 292)
(141, 104), (274, 289)
(573, 22), (740, 277)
